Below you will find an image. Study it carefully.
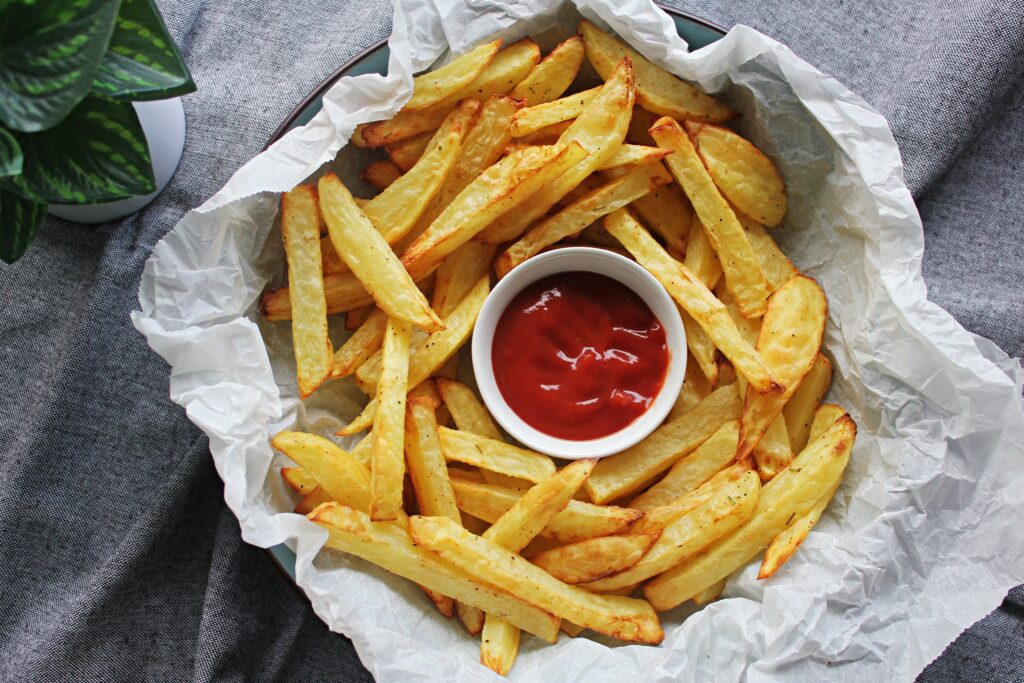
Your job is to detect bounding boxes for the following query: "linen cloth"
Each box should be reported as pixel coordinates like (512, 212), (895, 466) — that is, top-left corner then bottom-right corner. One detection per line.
(1, 0), (1022, 680)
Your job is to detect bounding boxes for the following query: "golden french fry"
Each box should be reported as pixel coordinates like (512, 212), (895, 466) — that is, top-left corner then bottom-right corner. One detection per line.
(685, 214), (723, 289)
(511, 119), (573, 145)
(583, 471), (760, 591)
(349, 433), (372, 468)
(510, 86), (601, 137)
(752, 415), (793, 481)
(584, 383), (742, 504)
(386, 132), (433, 172)
(408, 515), (663, 644)
(309, 503), (559, 641)
(405, 40), (501, 111)
(716, 282), (761, 350)
(579, 20), (734, 123)
(402, 142), (589, 279)
(331, 309), (388, 379)
(644, 416), (856, 611)
(511, 35), (585, 106)
(783, 354), (833, 453)
(271, 432), (373, 512)
(295, 486), (333, 514)
(598, 144), (672, 171)
(686, 121), (787, 227)
(650, 116), (770, 318)
(407, 377), (443, 410)
(682, 309), (718, 386)
(280, 186), (333, 398)
(260, 267), (376, 322)
(437, 378), (503, 440)
(629, 419), (740, 510)
(738, 275), (827, 463)
(603, 208), (783, 394)
(361, 159), (403, 191)
(692, 579), (726, 605)
(531, 533), (659, 585)
(339, 277), (489, 435)
(353, 327), (429, 397)
(449, 477), (642, 542)
(475, 58), (635, 244)
(740, 219), (797, 291)
(495, 161), (671, 277)
(431, 242), (497, 319)
(439, 427), (556, 483)
(319, 173), (443, 331)
(357, 105), (454, 149)
(602, 161), (692, 255)
(628, 462), (749, 535)
(808, 403), (847, 442)
(370, 318), (412, 521)
(668, 355), (712, 419)
(281, 466), (318, 495)
(480, 615), (520, 676)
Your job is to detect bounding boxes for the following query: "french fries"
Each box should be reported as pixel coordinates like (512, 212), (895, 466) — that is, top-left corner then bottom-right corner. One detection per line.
(783, 353), (833, 453)
(280, 186), (333, 397)
(439, 427), (556, 483)
(510, 86), (600, 137)
(511, 35), (585, 106)
(531, 533), (659, 585)
(370, 318), (412, 521)
(404, 40), (501, 111)
(437, 378), (503, 440)
(331, 308), (387, 378)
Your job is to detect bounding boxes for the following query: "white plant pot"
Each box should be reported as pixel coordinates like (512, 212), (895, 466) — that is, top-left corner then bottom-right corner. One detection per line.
(48, 97), (186, 224)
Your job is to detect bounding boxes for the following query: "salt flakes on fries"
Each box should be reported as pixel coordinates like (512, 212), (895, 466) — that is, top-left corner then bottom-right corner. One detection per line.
(263, 21), (855, 677)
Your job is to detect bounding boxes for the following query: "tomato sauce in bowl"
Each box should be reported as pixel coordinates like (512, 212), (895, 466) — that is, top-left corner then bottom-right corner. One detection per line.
(491, 271), (669, 441)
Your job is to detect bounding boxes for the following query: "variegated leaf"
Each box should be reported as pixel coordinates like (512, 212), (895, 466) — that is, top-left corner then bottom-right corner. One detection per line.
(0, 127), (22, 176)
(0, 188), (44, 263)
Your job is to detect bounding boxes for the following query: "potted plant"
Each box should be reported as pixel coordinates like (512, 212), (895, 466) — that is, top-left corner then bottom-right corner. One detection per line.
(0, 0), (195, 263)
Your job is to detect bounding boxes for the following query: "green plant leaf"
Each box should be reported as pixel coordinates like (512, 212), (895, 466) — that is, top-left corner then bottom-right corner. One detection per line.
(93, 0), (195, 100)
(1, 94), (154, 204)
(0, 126), (22, 176)
(0, 0), (121, 132)
(0, 188), (44, 263)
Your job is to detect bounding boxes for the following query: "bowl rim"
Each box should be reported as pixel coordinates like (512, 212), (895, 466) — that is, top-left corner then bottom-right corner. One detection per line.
(472, 246), (687, 459)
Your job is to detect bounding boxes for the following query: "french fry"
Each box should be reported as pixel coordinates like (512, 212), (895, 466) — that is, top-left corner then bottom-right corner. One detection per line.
(686, 121), (787, 227)
(408, 515), (663, 644)
(495, 162), (671, 277)
(598, 144), (672, 171)
(339, 277), (489, 435)
(510, 86), (601, 137)
(309, 503), (559, 641)
(407, 377), (443, 410)
(584, 383), (742, 504)
(280, 186), (333, 397)
(603, 208), (783, 394)
(644, 416), (856, 611)
(353, 327), (429, 397)
(437, 378), (503, 440)
(260, 267), (376, 322)
(438, 428), (556, 483)
(386, 132), (433, 172)
(281, 466), (318, 494)
(361, 159), (403, 191)
(531, 533), (659, 585)
(319, 173), (443, 331)
(668, 355), (712, 419)
(783, 354), (833, 453)
(295, 487), (334, 515)
(579, 20), (734, 123)
(682, 310), (718, 386)
(357, 105), (454, 149)
(431, 242), (497, 319)
(332, 308), (388, 378)
(692, 579), (726, 605)
(350, 433), (372, 468)
(402, 142), (589, 279)
(685, 214), (723, 290)
(741, 219), (797, 291)
(449, 477), (642, 542)
(629, 419), (740, 510)
(752, 415), (793, 481)
(583, 471), (759, 591)
(511, 35), (585, 106)
(370, 318), (412, 521)
(737, 276), (827, 465)
(717, 282), (761, 350)
(628, 462), (750, 535)
(605, 162), (691, 255)
(808, 403), (847, 442)
(475, 58), (635, 244)
(271, 431), (373, 512)
(512, 120), (573, 145)
(650, 116), (770, 318)
(404, 40), (501, 111)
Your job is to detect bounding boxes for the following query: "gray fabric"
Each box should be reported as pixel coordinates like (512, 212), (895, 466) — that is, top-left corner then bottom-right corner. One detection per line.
(0, 0), (1020, 681)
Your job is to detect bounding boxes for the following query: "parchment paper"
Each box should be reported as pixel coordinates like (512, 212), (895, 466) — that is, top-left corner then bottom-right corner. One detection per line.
(131, 0), (1024, 680)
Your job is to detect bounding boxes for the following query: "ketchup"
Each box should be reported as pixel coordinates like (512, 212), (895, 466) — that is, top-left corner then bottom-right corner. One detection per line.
(491, 271), (669, 441)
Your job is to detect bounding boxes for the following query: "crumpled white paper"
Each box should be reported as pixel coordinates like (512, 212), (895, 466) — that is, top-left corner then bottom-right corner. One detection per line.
(131, 0), (1024, 680)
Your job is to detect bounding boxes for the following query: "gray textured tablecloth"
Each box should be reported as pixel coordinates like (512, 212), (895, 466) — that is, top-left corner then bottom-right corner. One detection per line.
(1, 0), (1022, 680)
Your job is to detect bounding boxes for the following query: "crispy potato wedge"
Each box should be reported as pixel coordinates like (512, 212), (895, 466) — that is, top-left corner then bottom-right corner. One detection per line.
(604, 209), (783, 394)
(584, 383), (742, 504)
(650, 116), (770, 318)
(752, 415), (793, 481)
(439, 427), (556, 483)
(407, 378), (443, 411)
(272, 431), (374, 512)
(510, 86), (601, 137)
(583, 471), (759, 591)
(402, 142), (589, 278)
(738, 275), (827, 464)
(603, 161), (692, 254)
(496, 161), (671, 277)
(512, 120), (573, 145)
(457, 37), (540, 102)
(260, 267), (377, 322)
(281, 466), (318, 495)
(579, 20), (733, 123)
(480, 615), (520, 676)
(629, 419), (740, 509)
(686, 121), (786, 227)
(349, 433), (372, 469)
(280, 186), (333, 397)
(669, 355), (712, 419)
(370, 318), (412, 521)
(386, 132), (433, 172)
(319, 173), (443, 331)
(357, 105), (454, 149)
(809, 403), (847, 443)
(783, 353), (833, 453)
(449, 477), (642, 542)
(309, 504), (559, 641)
(629, 462), (749, 534)
(340, 277), (489, 435)
(361, 159), (403, 191)
(741, 219), (797, 291)
(644, 416), (856, 610)
(431, 241), (497, 319)
(405, 40), (501, 111)
(332, 308), (388, 379)
(437, 378), (503, 441)
(716, 282), (761, 351)
(511, 35), (585, 106)
(353, 327), (429, 397)
(598, 143), (673, 171)
(475, 58), (635, 244)
(409, 515), (663, 644)
(532, 533), (659, 585)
